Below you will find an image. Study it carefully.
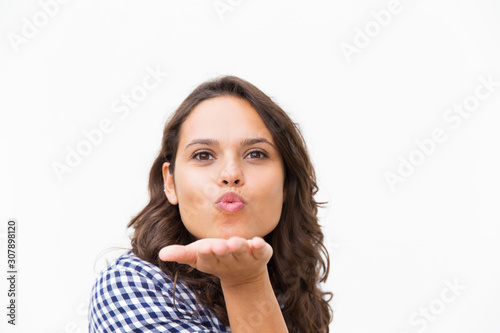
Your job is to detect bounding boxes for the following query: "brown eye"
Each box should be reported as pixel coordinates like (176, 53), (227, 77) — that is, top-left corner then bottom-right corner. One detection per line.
(193, 151), (213, 161)
(246, 150), (268, 159)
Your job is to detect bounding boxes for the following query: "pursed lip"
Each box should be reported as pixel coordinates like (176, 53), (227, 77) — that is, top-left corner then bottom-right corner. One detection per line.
(215, 192), (246, 213)
(215, 191), (246, 204)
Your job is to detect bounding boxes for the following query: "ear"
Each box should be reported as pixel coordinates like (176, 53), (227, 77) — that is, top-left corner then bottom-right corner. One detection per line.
(162, 162), (178, 205)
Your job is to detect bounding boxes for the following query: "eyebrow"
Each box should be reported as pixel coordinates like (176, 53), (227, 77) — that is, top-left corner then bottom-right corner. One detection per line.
(184, 137), (276, 150)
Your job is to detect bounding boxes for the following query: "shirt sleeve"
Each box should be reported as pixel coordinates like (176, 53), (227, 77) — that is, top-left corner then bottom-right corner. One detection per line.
(88, 267), (220, 333)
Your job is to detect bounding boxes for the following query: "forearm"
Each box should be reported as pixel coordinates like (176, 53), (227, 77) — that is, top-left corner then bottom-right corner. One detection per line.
(221, 268), (288, 333)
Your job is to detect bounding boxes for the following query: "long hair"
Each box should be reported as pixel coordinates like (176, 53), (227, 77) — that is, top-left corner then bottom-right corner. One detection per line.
(128, 75), (333, 332)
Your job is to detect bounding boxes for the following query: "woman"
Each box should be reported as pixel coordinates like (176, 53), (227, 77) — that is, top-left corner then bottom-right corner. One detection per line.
(88, 75), (333, 332)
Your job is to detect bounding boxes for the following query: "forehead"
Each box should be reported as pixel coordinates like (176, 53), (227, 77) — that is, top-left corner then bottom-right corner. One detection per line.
(178, 95), (275, 145)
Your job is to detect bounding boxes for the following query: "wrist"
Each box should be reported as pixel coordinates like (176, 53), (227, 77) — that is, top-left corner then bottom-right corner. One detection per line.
(220, 268), (270, 293)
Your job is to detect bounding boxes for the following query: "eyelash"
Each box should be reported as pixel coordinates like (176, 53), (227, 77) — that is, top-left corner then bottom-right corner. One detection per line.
(191, 150), (269, 161)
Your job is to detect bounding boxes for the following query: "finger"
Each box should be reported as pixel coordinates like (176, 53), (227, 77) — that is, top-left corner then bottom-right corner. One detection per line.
(204, 239), (233, 267)
(226, 236), (246, 252)
(196, 240), (225, 269)
(197, 239), (214, 255)
(158, 245), (197, 266)
(249, 237), (272, 260)
(227, 237), (249, 260)
(211, 239), (229, 256)
(196, 240), (220, 262)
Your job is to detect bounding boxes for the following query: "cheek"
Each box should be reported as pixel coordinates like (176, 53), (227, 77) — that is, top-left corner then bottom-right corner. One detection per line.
(175, 176), (203, 237)
(176, 168), (195, 194)
(251, 167), (284, 207)
(176, 169), (212, 212)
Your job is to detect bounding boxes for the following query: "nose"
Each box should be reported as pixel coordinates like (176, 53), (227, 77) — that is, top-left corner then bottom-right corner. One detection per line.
(218, 157), (244, 187)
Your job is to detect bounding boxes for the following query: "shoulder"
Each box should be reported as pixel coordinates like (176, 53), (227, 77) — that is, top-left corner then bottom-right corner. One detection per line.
(88, 250), (230, 332)
(96, 250), (177, 298)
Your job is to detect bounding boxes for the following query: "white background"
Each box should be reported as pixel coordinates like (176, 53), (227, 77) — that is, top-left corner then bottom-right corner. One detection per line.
(1, 0), (499, 332)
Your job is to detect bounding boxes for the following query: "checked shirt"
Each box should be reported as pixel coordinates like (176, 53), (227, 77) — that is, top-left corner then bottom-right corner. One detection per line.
(88, 250), (231, 332)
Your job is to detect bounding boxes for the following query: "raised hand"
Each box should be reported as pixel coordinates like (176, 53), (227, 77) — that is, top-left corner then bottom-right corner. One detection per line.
(159, 236), (273, 287)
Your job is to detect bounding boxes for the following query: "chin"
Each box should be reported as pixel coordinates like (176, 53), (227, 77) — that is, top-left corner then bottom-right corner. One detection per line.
(215, 227), (251, 240)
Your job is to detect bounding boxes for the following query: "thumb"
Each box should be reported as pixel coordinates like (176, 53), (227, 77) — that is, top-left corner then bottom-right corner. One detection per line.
(159, 244), (197, 266)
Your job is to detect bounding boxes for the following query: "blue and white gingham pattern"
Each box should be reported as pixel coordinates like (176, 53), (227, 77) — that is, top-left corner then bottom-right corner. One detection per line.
(88, 250), (231, 332)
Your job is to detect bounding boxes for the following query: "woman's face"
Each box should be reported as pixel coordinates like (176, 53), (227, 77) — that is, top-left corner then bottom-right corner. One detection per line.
(163, 95), (286, 240)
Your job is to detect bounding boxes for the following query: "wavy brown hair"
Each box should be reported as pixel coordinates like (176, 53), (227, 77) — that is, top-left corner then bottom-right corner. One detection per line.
(128, 75), (333, 332)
